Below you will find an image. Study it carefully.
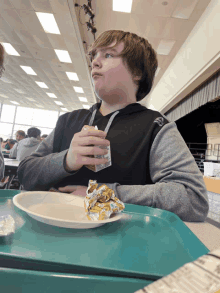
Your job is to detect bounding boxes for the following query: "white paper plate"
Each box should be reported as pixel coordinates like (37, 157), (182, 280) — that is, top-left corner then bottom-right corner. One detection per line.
(13, 191), (123, 229)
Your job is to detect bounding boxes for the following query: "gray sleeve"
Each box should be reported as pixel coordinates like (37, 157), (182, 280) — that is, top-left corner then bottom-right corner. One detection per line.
(0, 145), (4, 181)
(9, 143), (18, 158)
(106, 122), (209, 222)
(17, 129), (73, 191)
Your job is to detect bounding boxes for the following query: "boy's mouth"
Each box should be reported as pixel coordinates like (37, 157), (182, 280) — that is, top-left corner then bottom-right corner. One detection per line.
(92, 72), (103, 79)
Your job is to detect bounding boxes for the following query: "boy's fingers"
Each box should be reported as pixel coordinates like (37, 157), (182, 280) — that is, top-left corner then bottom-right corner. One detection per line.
(59, 186), (78, 192)
(59, 185), (87, 193)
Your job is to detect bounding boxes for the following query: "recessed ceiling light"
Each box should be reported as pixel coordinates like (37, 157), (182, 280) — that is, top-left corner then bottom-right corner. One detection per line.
(157, 40), (176, 55)
(2, 43), (20, 56)
(66, 72), (79, 81)
(26, 97), (35, 101)
(10, 101), (20, 105)
(78, 97), (88, 102)
(1, 77), (12, 83)
(14, 89), (25, 94)
(35, 104), (44, 108)
(0, 94), (8, 98)
(46, 93), (57, 98)
(20, 66), (37, 75)
(83, 104), (90, 109)
(36, 12), (61, 34)
(54, 101), (63, 106)
(61, 107), (68, 112)
(113, 0), (133, 13)
(54, 49), (72, 63)
(73, 86), (84, 93)
(35, 81), (48, 88)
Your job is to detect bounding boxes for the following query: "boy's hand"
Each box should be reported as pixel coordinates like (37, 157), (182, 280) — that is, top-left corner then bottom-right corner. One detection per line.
(65, 127), (110, 172)
(59, 185), (87, 197)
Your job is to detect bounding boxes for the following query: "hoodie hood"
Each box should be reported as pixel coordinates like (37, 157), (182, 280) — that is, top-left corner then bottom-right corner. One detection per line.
(22, 137), (40, 147)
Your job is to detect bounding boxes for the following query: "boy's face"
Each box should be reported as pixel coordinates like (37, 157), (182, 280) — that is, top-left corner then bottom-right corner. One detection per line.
(91, 41), (138, 102)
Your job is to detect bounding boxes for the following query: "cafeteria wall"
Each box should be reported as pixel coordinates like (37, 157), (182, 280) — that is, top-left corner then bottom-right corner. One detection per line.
(145, 0), (220, 114)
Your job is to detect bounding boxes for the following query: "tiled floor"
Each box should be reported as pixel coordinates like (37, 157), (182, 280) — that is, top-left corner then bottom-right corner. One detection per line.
(207, 190), (220, 224)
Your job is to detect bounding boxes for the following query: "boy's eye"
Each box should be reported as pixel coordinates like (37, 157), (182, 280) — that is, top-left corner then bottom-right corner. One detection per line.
(105, 53), (113, 58)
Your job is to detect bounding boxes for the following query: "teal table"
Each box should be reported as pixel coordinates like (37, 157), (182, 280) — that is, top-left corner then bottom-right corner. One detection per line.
(0, 267), (150, 293)
(0, 190), (209, 283)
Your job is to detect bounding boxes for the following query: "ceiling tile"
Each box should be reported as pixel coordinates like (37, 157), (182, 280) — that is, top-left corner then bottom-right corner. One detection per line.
(172, 0), (199, 19)
(30, 0), (53, 13)
(131, 0), (154, 15)
(144, 16), (168, 38)
(128, 14), (149, 36)
(1, 8), (28, 31)
(162, 18), (188, 40)
(157, 40), (176, 55)
(10, 0), (34, 11)
(151, 0), (179, 17)
(0, 0), (14, 10)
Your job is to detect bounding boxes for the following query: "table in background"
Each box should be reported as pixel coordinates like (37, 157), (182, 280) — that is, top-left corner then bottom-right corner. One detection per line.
(3, 159), (20, 189)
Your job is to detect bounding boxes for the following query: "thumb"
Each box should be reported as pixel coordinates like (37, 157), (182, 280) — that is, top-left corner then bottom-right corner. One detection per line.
(59, 185), (78, 193)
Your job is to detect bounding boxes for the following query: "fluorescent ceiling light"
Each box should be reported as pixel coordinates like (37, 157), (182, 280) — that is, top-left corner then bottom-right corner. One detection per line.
(113, 0), (133, 13)
(54, 49), (72, 63)
(14, 89), (25, 94)
(20, 66), (37, 75)
(35, 104), (44, 108)
(26, 97), (35, 101)
(155, 67), (161, 77)
(46, 93), (57, 98)
(172, 0), (198, 20)
(54, 101), (63, 106)
(83, 104), (90, 109)
(1, 77), (12, 83)
(36, 12), (61, 34)
(2, 43), (20, 56)
(35, 81), (48, 88)
(10, 101), (20, 105)
(66, 72), (79, 81)
(61, 107), (68, 112)
(0, 94), (8, 98)
(157, 40), (176, 55)
(78, 97), (88, 102)
(73, 86), (84, 93)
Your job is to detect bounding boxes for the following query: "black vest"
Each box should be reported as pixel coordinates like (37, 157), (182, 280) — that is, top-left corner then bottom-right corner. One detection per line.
(53, 103), (169, 188)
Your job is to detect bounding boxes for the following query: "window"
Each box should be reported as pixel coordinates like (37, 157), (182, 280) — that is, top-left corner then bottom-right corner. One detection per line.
(1, 104), (16, 123)
(0, 122), (13, 140)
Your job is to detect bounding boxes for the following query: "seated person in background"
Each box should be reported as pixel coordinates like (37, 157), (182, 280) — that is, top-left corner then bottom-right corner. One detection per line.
(4, 139), (17, 151)
(0, 138), (3, 144)
(41, 134), (48, 141)
(10, 130), (26, 159)
(0, 43), (5, 180)
(15, 127), (41, 161)
(18, 30), (209, 222)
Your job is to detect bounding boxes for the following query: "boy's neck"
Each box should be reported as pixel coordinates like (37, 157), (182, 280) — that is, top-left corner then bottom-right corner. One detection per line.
(99, 100), (136, 116)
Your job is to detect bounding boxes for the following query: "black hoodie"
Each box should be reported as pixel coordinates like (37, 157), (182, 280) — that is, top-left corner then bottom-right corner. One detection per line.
(52, 102), (169, 188)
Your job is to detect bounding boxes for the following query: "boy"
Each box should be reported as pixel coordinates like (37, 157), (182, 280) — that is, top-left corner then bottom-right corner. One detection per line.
(18, 30), (209, 222)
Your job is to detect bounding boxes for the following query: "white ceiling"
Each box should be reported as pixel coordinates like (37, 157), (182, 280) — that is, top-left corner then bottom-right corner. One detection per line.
(0, 0), (212, 112)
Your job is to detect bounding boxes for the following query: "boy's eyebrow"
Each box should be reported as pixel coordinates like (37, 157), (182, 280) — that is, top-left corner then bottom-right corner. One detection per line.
(92, 47), (118, 55)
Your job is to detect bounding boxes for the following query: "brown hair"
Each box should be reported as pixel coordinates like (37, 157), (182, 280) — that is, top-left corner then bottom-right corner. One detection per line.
(88, 30), (158, 101)
(0, 43), (5, 78)
(16, 130), (26, 137)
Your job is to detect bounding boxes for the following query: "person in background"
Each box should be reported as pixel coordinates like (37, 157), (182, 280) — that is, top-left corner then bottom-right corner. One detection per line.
(10, 130), (26, 159)
(41, 134), (48, 141)
(4, 139), (17, 150)
(0, 138), (3, 143)
(16, 127), (41, 161)
(0, 43), (5, 180)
